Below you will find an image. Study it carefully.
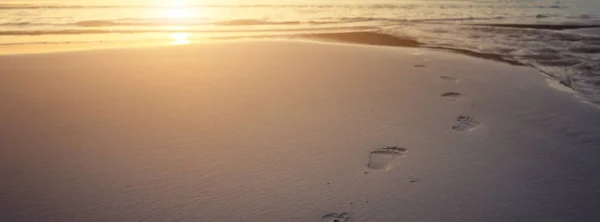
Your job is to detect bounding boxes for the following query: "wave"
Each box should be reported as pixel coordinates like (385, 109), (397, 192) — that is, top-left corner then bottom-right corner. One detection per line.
(0, 31), (422, 50)
(71, 19), (338, 27)
(0, 30), (150, 35)
(0, 16), (514, 28)
(408, 23), (600, 104)
(0, 4), (406, 10)
(73, 19), (207, 27)
(215, 19), (322, 26)
(281, 31), (526, 67)
(0, 3), (569, 10)
(424, 46), (523, 66)
(0, 17), (383, 28)
(0, 22), (35, 26)
(470, 23), (600, 30)
(0, 4), (283, 9)
(412, 16), (506, 23)
(0, 40), (115, 46)
(293, 31), (420, 48)
(0, 26), (377, 36)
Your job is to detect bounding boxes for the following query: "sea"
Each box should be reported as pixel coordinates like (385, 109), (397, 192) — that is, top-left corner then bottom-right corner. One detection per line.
(1, 0), (600, 104)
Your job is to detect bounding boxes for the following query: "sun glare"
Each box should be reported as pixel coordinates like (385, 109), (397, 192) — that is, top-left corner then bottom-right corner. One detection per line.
(172, 0), (186, 7)
(167, 8), (191, 19)
(164, 0), (192, 44)
(171, 32), (191, 45)
(166, 0), (191, 19)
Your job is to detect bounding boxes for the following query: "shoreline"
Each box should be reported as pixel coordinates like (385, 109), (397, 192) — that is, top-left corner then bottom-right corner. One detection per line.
(0, 32), (512, 66)
(0, 36), (585, 106)
(1, 32), (527, 70)
(0, 34), (573, 101)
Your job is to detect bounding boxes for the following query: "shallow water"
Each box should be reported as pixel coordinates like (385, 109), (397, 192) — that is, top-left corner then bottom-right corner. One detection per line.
(1, 0), (600, 104)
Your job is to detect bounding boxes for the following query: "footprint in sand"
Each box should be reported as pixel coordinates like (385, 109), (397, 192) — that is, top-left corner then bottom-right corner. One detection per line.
(452, 115), (480, 131)
(321, 212), (350, 222)
(414, 64), (426, 68)
(440, 75), (459, 83)
(367, 147), (407, 171)
(441, 92), (462, 101)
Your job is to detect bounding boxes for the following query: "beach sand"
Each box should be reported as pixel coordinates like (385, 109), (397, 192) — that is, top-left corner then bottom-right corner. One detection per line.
(1, 40), (600, 221)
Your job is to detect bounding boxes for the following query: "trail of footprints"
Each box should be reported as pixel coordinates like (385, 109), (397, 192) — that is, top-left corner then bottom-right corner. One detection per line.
(441, 75), (481, 131)
(322, 65), (482, 221)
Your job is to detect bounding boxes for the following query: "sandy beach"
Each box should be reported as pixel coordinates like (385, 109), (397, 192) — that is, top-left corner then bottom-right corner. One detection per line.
(1, 40), (600, 221)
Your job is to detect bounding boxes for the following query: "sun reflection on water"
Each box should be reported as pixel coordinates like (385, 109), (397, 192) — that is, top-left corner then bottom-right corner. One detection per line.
(167, 0), (192, 44)
(171, 32), (191, 45)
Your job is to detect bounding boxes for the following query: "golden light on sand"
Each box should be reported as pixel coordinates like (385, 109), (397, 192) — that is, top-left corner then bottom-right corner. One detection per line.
(171, 32), (191, 45)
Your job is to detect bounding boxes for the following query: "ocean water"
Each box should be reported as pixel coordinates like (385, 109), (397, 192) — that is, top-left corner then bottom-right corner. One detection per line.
(1, 0), (600, 103)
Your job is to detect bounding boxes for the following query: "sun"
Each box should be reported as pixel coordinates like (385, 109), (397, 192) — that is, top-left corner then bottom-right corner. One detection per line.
(166, 0), (191, 19)
(167, 8), (190, 19)
(172, 0), (186, 7)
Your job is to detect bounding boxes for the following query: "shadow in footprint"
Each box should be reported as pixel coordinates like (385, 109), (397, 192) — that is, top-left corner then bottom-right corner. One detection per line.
(321, 212), (350, 222)
(440, 75), (459, 83)
(441, 92), (462, 101)
(414, 64), (426, 68)
(452, 115), (480, 131)
(367, 147), (407, 171)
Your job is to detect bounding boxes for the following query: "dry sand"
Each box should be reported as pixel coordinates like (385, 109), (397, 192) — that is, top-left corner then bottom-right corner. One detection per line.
(1, 40), (600, 221)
